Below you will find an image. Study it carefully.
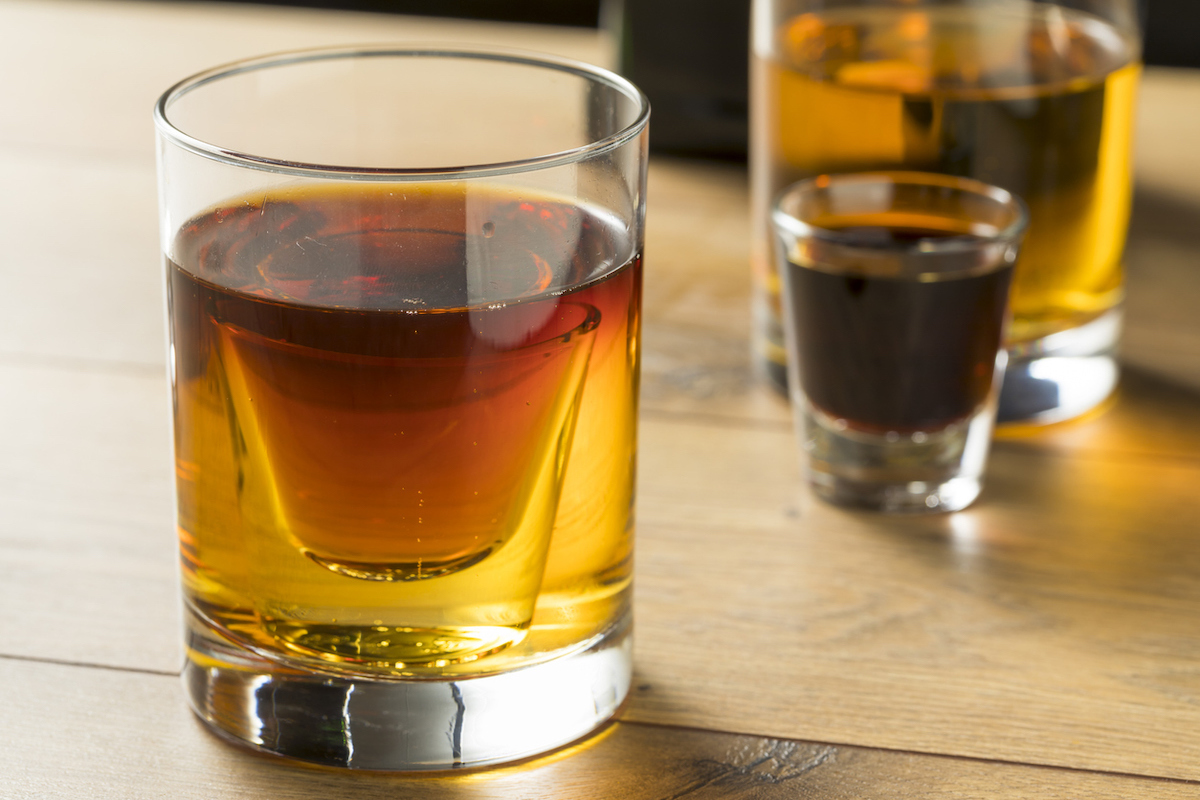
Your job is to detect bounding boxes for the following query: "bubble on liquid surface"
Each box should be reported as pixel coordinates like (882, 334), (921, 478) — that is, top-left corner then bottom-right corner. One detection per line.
(482, 221), (495, 238)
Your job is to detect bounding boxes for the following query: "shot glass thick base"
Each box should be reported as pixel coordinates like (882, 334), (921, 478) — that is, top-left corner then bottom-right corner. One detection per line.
(997, 307), (1121, 426)
(801, 401), (997, 514)
(182, 605), (632, 770)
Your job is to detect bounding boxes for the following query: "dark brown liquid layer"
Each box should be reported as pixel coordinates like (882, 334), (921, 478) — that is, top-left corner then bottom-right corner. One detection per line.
(785, 225), (1012, 432)
(170, 185), (638, 576)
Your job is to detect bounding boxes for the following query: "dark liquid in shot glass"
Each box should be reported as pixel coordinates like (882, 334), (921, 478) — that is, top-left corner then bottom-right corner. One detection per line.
(784, 224), (1013, 433)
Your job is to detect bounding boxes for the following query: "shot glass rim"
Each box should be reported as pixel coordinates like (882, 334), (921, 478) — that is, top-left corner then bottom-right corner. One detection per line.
(772, 171), (1029, 254)
(154, 44), (651, 181)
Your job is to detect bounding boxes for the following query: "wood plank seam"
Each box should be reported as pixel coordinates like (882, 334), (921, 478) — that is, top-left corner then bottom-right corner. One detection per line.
(0, 350), (163, 378)
(0, 652), (181, 678)
(620, 719), (1200, 788)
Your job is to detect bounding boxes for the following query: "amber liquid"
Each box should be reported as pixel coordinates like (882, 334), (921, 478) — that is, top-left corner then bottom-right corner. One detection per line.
(752, 3), (1139, 379)
(783, 223), (1013, 432)
(169, 184), (641, 677)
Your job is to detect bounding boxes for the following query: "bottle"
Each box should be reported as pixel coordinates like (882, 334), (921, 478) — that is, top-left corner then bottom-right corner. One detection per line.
(608, 0), (752, 159)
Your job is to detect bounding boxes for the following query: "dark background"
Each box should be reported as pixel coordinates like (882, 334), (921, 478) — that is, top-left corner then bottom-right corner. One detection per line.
(1140, 0), (1200, 67)
(224, 0), (1198, 67)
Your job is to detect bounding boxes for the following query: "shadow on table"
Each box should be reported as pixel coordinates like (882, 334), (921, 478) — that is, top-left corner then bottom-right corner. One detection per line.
(186, 715), (846, 799)
(993, 362), (1200, 461)
(1122, 185), (1200, 393)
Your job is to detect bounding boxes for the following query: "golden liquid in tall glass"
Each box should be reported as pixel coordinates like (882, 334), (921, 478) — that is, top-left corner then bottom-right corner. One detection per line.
(752, 3), (1139, 379)
(169, 183), (640, 678)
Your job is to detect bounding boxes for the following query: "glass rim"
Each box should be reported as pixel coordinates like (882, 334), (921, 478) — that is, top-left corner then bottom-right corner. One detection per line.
(772, 171), (1029, 253)
(153, 44), (651, 181)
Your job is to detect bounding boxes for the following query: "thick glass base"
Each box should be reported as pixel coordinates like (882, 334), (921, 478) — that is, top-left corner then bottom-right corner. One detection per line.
(997, 308), (1121, 426)
(183, 605), (632, 770)
(800, 396), (997, 514)
(811, 471), (983, 513)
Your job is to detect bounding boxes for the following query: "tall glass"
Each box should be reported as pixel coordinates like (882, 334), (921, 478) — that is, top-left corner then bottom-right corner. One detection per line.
(155, 46), (648, 770)
(751, 0), (1140, 424)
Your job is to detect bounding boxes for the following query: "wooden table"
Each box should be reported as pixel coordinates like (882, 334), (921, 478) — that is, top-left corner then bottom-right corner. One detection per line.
(2, 1), (1199, 795)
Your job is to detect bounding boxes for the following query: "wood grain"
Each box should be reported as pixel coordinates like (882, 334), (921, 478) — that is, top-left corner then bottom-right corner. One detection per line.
(0, 0), (609, 161)
(2, 0), (1200, 792)
(0, 362), (179, 672)
(3, 357), (1197, 777)
(0, 150), (162, 368)
(3, 658), (1197, 799)
(631, 415), (1200, 779)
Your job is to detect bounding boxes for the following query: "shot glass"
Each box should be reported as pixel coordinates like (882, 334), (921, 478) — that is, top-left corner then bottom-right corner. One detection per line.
(155, 46), (648, 769)
(772, 172), (1027, 513)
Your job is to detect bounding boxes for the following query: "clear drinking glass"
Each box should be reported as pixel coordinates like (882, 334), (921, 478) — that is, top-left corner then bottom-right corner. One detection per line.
(155, 46), (648, 769)
(774, 172), (1027, 512)
(751, 0), (1141, 425)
